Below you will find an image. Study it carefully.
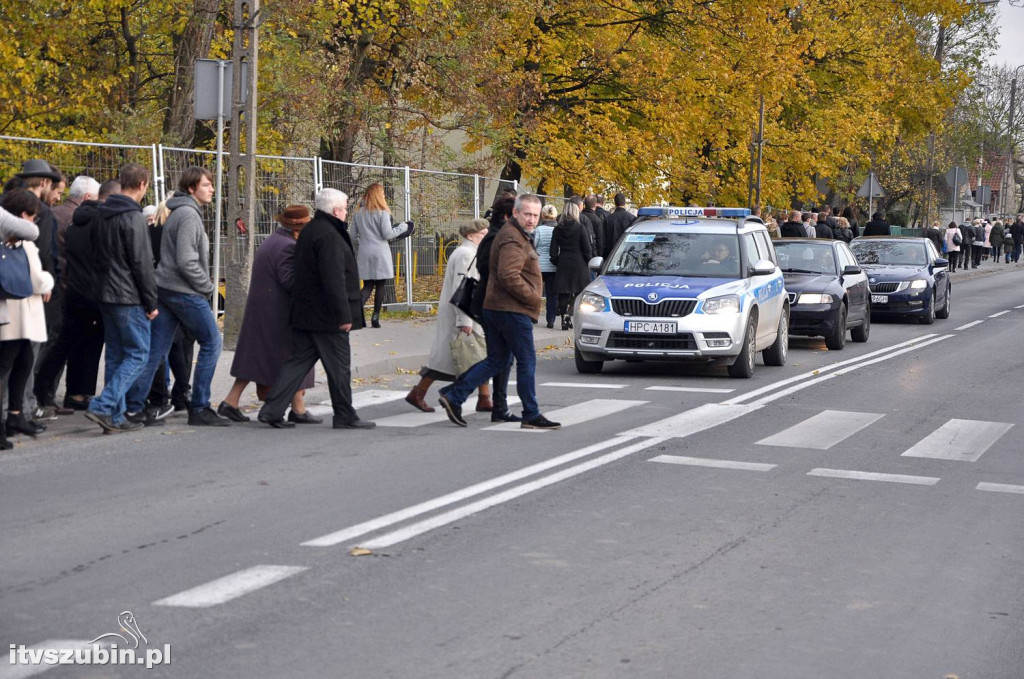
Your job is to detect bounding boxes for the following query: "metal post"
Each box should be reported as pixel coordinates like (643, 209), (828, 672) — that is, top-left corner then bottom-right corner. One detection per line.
(156, 144), (167, 204)
(953, 167), (960, 219)
(404, 166), (413, 306)
(314, 156), (323, 195)
(211, 59), (226, 309)
(869, 172), (874, 218)
(513, 179), (520, 194)
(150, 144), (162, 204)
(473, 174), (480, 219)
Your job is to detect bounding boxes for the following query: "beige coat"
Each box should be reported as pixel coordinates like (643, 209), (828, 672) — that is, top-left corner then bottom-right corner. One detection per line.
(425, 240), (483, 377)
(0, 241), (54, 342)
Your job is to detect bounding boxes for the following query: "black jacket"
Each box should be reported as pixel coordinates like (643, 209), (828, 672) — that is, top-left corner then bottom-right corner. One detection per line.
(579, 208), (603, 259)
(780, 220), (806, 238)
(862, 219), (891, 237)
(64, 199), (101, 306)
(290, 209), (364, 333)
(833, 227), (854, 243)
(814, 222), (834, 239)
(605, 207), (635, 254)
(34, 201), (58, 280)
(1011, 220), (1024, 243)
(550, 218), (593, 296)
(91, 194), (158, 311)
(471, 217), (505, 319)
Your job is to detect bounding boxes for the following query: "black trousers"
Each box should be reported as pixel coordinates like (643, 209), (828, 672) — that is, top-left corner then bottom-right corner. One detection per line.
(32, 287), (66, 405)
(34, 295), (104, 401)
(947, 250), (959, 272)
(147, 327), (195, 407)
(261, 329), (355, 422)
(0, 340), (33, 412)
(972, 245), (984, 268)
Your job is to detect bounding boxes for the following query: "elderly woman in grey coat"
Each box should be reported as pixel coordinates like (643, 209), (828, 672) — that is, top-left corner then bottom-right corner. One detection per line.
(404, 219), (492, 412)
(352, 182), (413, 328)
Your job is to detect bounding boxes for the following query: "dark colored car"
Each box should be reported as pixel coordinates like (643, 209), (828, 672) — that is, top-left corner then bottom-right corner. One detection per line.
(774, 239), (870, 349)
(849, 236), (951, 325)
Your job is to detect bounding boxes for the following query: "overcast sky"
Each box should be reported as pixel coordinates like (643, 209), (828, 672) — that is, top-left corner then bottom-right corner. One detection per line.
(992, 0), (1024, 66)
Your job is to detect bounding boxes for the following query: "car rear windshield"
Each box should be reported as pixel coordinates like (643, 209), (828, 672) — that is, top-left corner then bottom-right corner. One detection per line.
(774, 241), (837, 275)
(605, 232), (741, 278)
(850, 241), (928, 266)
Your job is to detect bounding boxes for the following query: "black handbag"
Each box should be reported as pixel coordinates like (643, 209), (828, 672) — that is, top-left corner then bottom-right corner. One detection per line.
(0, 243), (33, 300)
(449, 255), (482, 323)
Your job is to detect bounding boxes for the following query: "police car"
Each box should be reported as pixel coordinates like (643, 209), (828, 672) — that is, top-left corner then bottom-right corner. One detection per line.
(573, 207), (789, 378)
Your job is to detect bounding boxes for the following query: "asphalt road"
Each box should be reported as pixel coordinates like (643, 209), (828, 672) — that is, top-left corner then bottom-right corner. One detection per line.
(2, 266), (1023, 678)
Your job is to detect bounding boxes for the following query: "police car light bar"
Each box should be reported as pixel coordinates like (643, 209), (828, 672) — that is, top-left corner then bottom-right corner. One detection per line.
(636, 206), (752, 219)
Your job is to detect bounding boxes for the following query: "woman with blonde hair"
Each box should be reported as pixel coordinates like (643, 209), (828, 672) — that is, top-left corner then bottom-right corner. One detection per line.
(405, 218), (492, 412)
(550, 202), (592, 330)
(352, 183), (414, 328)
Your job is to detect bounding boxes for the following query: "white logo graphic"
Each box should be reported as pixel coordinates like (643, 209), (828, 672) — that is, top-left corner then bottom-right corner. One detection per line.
(8, 611), (171, 670)
(90, 611), (147, 648)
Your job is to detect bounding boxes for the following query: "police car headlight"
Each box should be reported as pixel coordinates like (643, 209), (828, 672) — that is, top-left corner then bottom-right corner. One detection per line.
(577, 291), (608, 313)
(702, 295), (741, 314)
(908, 280), (928, 290)
(797, 293), (833, 305)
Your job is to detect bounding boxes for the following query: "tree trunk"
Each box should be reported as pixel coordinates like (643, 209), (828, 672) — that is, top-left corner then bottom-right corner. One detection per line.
(164, 0), (221, 146)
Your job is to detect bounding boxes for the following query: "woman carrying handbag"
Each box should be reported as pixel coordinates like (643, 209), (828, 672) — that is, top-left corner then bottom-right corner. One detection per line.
(405, 219), (492, 413)
(352, 183), (414, 328)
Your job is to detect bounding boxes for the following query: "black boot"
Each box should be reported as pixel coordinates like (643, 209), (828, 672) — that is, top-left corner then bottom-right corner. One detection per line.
(0, 421), (12, 450)
(6, 413), (45, 437)
(561, 315), (570, 331)
(371, 311), (381, 329)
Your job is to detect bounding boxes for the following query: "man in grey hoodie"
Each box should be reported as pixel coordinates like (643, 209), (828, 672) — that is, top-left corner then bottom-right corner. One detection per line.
(125, 166), (230, 426)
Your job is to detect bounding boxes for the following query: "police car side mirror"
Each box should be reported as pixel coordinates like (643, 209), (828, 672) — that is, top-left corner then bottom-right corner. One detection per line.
(933, 257), (948, 269)
(588, 256), (604, 273)
(841, 264), (861, 276)
(750, 259), (776, 276)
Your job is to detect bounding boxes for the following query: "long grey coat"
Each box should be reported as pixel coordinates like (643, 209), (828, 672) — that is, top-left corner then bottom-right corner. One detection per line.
(352, 209), (409, 280)
(424, 240), (483, 379)
(231, 226), (314, 388)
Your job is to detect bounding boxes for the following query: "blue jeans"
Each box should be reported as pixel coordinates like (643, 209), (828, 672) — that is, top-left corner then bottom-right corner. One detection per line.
(443, 309), (539, 420)
(126, 288), (221, 413)
(88, 304), (151, 425)
(1014, 244), (1022, 263)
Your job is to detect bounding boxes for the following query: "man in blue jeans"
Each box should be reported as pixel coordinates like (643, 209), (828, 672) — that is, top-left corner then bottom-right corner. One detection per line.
(85, 164), (159, 433)
(438, 194), (560, 430)
(125, 167), (230, 426)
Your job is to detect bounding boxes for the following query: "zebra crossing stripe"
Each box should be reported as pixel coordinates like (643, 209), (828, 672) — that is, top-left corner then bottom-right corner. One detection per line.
(807, 468), (940, 486)
(153, 565), (307, 608)
(756, 410), (884, 450)
(649, 455), (776, 471)
(374, 396), (520, 428)
(901, 419), (1013, 462)
(485, 399), (648, 432)
(976, 482), (1024, 494)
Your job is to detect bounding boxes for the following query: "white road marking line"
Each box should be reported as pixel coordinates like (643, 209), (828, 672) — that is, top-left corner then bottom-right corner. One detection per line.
(807, 468), (940, 486)
(989, 310), (1011, 318)
(644, 386), (735, 394)
(323, 389), (408, 409)
(746, 335), (954, 408)
(727, 334), (940, 405)
(649, 455), (776, 471)
(977, 482), (1024, 494)
(955, 320), (984, 330)
(152, 565), (306, 608)
(486, 399), (648, 432)
(302, 435), (640, 547)
(1015, 304), (1024, 310)
(624, 402), (760, 439)
(540, 382), (624, 389)
(901, 419), (1014, 462)
(0, 641), (93, 679)
(757, 410), (885, 450)
(358, 437), (667, 549)
(373, 396), (520, 428)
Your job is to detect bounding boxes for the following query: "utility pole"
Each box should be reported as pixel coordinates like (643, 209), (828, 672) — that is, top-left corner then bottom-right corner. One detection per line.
(224, 0), (259, 349)
(924, 25), (945, 226)
(754, 94), (765, 209)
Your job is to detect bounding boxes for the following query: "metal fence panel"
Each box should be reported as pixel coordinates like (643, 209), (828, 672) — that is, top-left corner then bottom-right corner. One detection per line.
(0, 135), (157, 204)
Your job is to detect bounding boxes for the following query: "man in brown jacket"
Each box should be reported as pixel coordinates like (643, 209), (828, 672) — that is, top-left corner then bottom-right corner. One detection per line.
(439, 194), (561, 430)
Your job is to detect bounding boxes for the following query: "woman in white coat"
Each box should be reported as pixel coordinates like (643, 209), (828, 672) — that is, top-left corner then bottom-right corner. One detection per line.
(0, 190), (54, 445)
(405, 219), (491, 413)
(352, 182), (413, 328)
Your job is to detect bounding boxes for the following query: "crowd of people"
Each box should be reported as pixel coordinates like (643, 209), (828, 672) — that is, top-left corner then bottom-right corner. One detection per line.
(0, 158), (595, 447)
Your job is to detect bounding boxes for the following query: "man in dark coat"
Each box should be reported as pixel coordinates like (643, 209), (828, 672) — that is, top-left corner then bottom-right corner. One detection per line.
(604, 192), (635, 254)
(958, 221), (974, 269)
(85, 164), (159, 433)
(1010, 215), (1024, 263)
(580, 195), (604, 261)
(862, 211), (891, 237)
(813, 212), (834, 239)
(258, 188), (374, 430)
(780, 209), (806, 238)
(594, 194), (610, 233)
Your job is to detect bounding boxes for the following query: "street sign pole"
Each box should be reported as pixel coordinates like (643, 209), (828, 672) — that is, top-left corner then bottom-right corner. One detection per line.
(212, 60), (227, 311)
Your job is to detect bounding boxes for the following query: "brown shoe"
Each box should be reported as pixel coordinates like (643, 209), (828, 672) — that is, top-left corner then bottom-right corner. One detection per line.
(475, 395), (493, 412)
(405, 386), (435, 413)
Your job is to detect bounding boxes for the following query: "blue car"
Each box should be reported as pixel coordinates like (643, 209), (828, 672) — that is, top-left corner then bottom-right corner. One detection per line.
(849, 236), (951, 325)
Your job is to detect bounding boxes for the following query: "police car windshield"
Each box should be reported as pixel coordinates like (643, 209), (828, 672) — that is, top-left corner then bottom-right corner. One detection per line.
(605, 232), (742, 278)
(850, 240), (928, 267)
(774, 241), (837, 275)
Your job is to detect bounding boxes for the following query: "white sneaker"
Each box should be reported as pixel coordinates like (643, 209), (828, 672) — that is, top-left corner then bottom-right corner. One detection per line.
(33, 406), (58, 421)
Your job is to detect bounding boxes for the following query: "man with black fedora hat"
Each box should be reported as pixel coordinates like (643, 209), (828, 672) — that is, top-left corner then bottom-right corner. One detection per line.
(218, 204), (322, 424)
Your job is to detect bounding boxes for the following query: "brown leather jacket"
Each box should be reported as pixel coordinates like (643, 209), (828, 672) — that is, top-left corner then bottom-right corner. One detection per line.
(484, 219), (543, 320)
